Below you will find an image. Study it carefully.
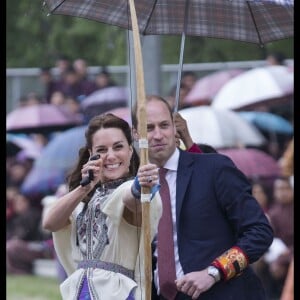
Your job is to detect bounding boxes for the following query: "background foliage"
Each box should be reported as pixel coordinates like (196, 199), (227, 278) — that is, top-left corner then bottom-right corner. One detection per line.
(7, 1), (293, 68)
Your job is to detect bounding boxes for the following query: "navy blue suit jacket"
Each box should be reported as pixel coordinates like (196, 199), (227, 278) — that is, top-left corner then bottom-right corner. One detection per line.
(153, 149), (273, 300)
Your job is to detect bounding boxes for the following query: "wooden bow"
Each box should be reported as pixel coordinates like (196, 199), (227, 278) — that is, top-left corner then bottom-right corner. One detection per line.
(128, 0), (152, 299)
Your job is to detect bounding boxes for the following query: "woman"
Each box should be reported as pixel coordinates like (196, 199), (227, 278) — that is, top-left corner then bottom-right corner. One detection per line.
(43, 113), (162, 300)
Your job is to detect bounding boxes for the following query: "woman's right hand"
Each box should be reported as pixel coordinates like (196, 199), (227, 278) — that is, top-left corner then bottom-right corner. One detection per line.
(136, 163), (159, 188)
(80, 154), (103, 188)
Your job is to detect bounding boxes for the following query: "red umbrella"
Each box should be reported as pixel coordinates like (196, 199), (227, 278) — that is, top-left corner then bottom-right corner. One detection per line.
(6, 104), (82, 134)
(184, 69), (244, 106)
(218, 147), (281, 179)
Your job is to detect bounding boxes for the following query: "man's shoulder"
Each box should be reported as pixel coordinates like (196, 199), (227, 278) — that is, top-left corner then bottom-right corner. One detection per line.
(181, 149), (227, 160)
(180, 149), (234, 167)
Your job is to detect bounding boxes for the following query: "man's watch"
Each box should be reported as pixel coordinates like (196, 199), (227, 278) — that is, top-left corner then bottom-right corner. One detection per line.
(207, 266), (221, 282)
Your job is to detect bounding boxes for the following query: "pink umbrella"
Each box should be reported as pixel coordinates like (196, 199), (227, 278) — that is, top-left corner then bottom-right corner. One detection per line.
(80, 86), (128, 121)
(218, 147), (281, 179)
(184, 69), (244, 106)
(105, 107), (132, 126)
(6, 104), (82, 134)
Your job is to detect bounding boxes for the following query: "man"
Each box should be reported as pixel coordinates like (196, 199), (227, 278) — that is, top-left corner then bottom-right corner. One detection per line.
(132, 95), (273, 300)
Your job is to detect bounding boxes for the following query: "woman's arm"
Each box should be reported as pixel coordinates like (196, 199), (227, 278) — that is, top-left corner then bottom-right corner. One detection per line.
(42, 184), (94, 232)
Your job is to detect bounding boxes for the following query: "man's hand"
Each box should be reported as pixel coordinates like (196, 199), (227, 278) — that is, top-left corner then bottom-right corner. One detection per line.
(175, 269), (216, 300)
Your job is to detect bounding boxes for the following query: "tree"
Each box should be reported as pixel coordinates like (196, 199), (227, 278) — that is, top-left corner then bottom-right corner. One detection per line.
(6, 1), (127, 67)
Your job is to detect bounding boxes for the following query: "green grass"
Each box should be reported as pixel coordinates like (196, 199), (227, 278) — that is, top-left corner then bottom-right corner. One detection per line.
(6, 275), (61, 300)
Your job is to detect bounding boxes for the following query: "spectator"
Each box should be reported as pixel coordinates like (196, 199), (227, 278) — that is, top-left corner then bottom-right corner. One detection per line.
(7, 160), (31, 187)
(6, 193), (53, 275)
(55, 54), (71, 80)
(266, 176), (294, 299)
(73, 58), (97, 96)
(266, 52), (286, 66)
(39, 67), (60, 103)
(63, 95), (84, 123)
(166, 83), (191, 111)
(94, 68), (116, 90)
(73, 58), (90, 81)
(180, 71), (197, 92)
(278, 137), (293, 184)
(18, 92), (43, 107)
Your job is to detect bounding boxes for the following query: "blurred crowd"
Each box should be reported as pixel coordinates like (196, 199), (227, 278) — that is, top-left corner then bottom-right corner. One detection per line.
(6, 52), (293, 299)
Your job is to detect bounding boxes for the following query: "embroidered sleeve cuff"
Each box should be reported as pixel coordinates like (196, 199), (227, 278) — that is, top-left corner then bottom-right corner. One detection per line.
(131, 177), (141, 199)
(130, 177), (160, 201)
(211, 246), (249, 281)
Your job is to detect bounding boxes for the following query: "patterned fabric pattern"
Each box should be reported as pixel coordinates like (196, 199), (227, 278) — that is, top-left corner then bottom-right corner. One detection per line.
(76, 178), (130, 259)
(44, 0), (293, 45)
(212, 246), (249, 281)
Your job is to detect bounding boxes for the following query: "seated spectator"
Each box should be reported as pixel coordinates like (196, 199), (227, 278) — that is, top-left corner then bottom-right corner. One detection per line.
(6, 160), (31, 187)
(166, 83), (191, 111)
(63, 95), (84, 123)
(6, 185), (19, 237)
(180, 71), (197, 92)
(6, 193), (54, 275)
(266, 51), (286, 66)
(73, 58), (97, 96)
(49, 90), (66, 106)
(39, 67), (61, 103)
(94, 68), (116, 90)
(18, 92), (44, 107)
(265, 176), (294, 299)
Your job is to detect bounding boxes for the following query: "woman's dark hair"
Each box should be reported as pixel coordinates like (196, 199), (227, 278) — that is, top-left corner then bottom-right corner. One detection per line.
(67, 113), (140, 199)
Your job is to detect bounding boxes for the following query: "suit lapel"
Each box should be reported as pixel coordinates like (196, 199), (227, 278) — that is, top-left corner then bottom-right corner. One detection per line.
(176, 150), (194, 226)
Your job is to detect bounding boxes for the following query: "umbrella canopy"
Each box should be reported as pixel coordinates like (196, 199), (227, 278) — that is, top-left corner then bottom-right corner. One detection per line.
(184, 69), (245, 106)
(212, 65), (294, 110)
(21, 125), (87, 200)
(44, 0), (293, 45)
(6, 134), (43, 159)
(44, 0), (294, 113)
(80, 86), (128, 121)
(178, 106), (266, 149)
(218, 147), (281, 179)
(238, 111), (293, 135)
(6, 104), (82, 134)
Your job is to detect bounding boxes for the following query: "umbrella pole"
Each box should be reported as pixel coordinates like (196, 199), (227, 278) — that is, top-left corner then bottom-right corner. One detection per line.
(174, 0), (190, 112)
(174, 33), (186, 112)
(128, 0), (152, 299)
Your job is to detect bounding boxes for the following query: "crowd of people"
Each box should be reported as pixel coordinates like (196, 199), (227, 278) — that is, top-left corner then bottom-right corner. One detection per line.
(6, 53), (293, 300)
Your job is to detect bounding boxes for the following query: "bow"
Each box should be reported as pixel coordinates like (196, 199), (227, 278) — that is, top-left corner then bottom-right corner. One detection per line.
(128, 0), (152, 299)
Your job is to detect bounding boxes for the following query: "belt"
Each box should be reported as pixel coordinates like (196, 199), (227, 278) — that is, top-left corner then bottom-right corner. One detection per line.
(78, 259), (134, 280)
